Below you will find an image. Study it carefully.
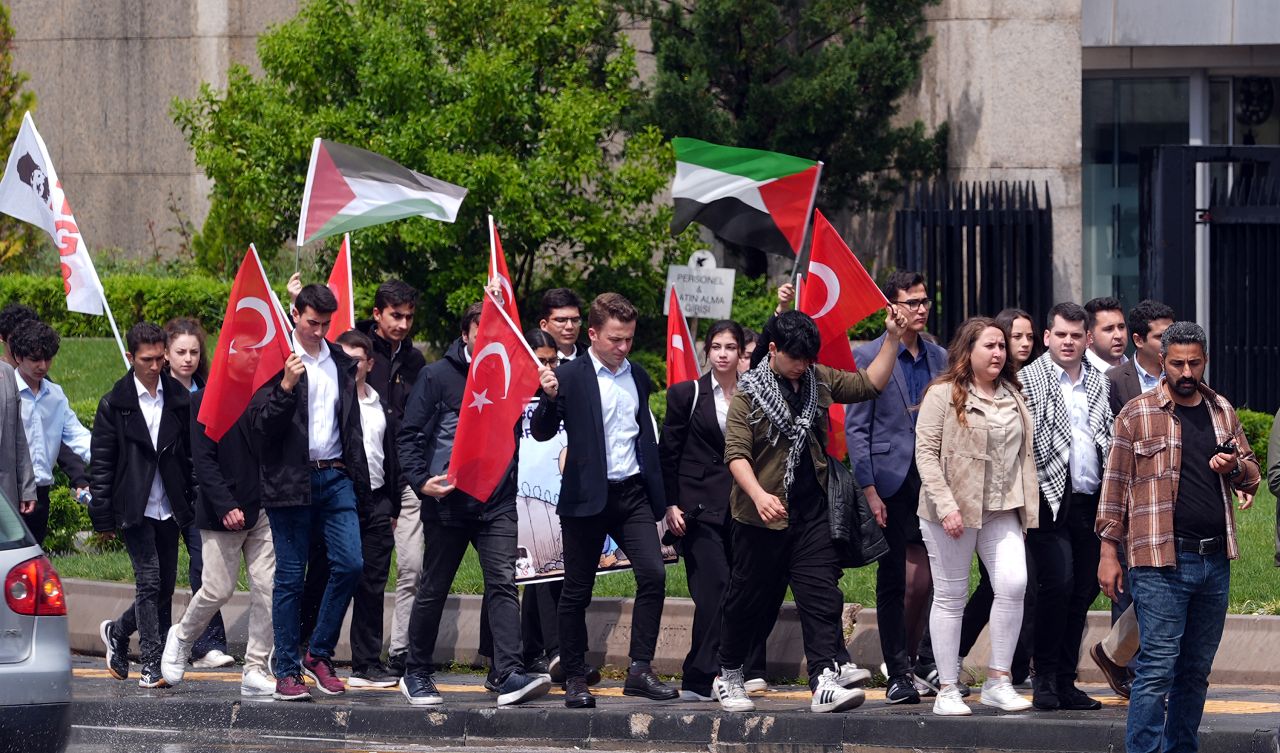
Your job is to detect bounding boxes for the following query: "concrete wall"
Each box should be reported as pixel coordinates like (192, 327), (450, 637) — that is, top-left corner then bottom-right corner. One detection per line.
(899, 0), (1084, 303)
(7, 0), (298, 258)
(1083, 0), (1280, 48)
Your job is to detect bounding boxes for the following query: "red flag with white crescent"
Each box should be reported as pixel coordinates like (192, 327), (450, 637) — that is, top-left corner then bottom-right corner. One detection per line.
(198, 246), (294, 442)
(447, 292), (541, 501)
(325, 233), (355, 340)
(666, 287), (700, 386)
(488, 215), (521, 329)
(799, 210), (888, 460)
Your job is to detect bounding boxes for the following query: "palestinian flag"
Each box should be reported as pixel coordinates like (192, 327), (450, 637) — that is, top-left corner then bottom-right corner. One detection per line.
(671, 137), (821, 257)
(297, 138), (468, 246)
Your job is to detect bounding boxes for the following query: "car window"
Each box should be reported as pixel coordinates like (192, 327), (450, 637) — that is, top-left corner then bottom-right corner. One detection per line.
(0, 489), (35, 550)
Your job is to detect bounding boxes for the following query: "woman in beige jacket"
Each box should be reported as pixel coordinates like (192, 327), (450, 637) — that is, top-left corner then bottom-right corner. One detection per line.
(914, 317), (1039, 717)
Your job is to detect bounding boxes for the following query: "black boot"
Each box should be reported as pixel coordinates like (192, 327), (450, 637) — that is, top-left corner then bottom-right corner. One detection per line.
(1032, 673), (1059, 711)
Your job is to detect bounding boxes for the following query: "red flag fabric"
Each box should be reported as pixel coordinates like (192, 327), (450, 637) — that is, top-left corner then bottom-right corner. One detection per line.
(666, 287), (700, 387)
(799, 210), (888, 460)
(447, 292), (541, 501)
(325, 233), (355, 340)
(198, 246), (294, 442)
(488, 215), (521, 329)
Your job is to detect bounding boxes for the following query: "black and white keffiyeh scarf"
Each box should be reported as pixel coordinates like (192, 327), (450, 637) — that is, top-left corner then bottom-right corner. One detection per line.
(737, 357), (818, 493)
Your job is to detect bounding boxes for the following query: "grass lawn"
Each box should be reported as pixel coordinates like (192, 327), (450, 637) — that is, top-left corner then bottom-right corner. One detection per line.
(46, 339), (1280, 613)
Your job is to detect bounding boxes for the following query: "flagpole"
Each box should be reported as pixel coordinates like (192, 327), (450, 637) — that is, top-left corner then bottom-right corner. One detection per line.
(96, 283), (128, 369)
(791, 161), (824, 309)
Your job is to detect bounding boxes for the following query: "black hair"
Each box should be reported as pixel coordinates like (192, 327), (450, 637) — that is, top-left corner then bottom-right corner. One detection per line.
(880, 270), (926, 302)
(703, 319), (745, 357)
(126, 322), (167, 354)
(7, 320), (59, 361)
(1083, 297), (1124, 330)
(540, 288), (583, 321)
(460, 302), (484, 334)
(770, 310), (821, 361)
(1045, 301), (1087, 330)
(1160, 321), (1207, 356)
(0, 303), (38, 341)
(742, 327), (759, 347)
(335, 329), (374, 357)
(374, 279), (419, 311)
(1128, 299), (1176, 340)
(16, 153), (49, 202)
(295, 284), (339, 316)
(524, 328), (557, 351)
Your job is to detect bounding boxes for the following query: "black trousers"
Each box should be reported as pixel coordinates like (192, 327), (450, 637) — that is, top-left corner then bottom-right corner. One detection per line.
(521, 582), (561, 662)
(680, 517), (770, 695)
(875, 468), (927, 678)
(1026, 491), (1101, 683)
(719, 512), (844, 691)
(119, 516), (181, 665)
(406, 515), (523, 678)
(958, 542), (1035, 681)
(180, 521), (228, 658)
(559, 477), (665, 678)
(300, 491), (396, 669)
(23, 486), (51, 545)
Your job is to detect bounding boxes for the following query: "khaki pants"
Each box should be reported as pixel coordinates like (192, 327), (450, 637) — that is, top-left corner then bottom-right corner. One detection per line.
(1102, 602), (1141, 666)
(389, 485), (423, 657)
(177, 516), (275, 675)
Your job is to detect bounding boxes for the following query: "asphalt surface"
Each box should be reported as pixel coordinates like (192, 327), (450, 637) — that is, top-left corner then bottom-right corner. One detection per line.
(69, 655), (1280, 752)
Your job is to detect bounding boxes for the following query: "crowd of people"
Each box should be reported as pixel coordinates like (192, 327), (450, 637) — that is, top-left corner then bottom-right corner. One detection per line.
(0, 268), (1263, 751)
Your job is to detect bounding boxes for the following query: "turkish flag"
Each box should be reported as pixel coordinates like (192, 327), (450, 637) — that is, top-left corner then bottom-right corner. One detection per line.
(198, 246), (294, 441)
(447, 291), (541, 501)
(488, 215), (521, 329)
(799, 211), (888, 460)
(666, 287), (700, 387)
(325, 233), (355, 341)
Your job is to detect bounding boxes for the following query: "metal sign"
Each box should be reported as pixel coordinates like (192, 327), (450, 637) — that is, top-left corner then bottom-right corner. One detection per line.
(664, 252), (736, 319)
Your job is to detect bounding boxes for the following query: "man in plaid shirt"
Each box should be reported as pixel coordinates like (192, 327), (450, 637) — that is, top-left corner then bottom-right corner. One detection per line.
(1097, 321), (1259, 753)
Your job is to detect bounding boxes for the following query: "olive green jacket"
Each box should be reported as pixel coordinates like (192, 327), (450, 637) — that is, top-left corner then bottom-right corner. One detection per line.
(724, 364), (880, 530)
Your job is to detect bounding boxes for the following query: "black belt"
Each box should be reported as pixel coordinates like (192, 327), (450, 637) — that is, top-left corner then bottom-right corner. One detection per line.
(311, 459), (345, 471)
(1175, 535), (1225, 556)
(607, 475), (641, 489)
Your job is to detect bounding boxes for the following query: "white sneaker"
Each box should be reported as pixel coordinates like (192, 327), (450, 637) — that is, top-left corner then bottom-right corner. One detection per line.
(193, 649), (236, 669)
(713, 668), (755, 712)
(810, 667), (865, 713)
(160, 625), (192, 686)
(241, 668), (276, 697)
(679, 689), (713, 702)
(980, 678), (1032, 712)
(834, 662), (871, 688)
(743, 677), (768, 693)
(932, 684), (971, 716)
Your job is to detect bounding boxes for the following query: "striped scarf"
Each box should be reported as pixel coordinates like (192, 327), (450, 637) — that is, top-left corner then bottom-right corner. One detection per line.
(738, 357), (818, 493)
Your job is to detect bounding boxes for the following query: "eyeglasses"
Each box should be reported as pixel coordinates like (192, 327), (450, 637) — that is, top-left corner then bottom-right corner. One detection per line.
(538, 357), (560, 367)
(895, 298), (932, 311)
(549, 316), (581, 325)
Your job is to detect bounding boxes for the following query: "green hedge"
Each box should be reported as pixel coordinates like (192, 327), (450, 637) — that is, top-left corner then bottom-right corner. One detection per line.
(1238, 408), (1273, 467)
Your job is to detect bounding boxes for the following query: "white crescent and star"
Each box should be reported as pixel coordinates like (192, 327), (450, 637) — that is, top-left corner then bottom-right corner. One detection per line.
(672, 334), (685, 352)
(232, 296), (276, 353)
(469, 341), (513, 412)
(809, 261), (841, 320)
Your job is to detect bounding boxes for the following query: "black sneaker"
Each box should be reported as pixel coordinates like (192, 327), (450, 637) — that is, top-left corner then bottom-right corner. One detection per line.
(623, 669), (679, 701)
(399, 672), (443, 706)
(138, 663), (168, 689)
(100, 619), (129, 680)
(386, 652), (406, 678)
(497, 671), (551, 706)
(348, 663), (398, 689)
(558, 662), (602, 690)
(484, 665), (501, 693)
(885, 675), (921, 704)
(527, 656), (551, 677)
(548, 654), (564, 683)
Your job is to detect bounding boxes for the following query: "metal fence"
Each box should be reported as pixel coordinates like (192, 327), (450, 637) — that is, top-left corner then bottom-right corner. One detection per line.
(895, 181), (1055, 343)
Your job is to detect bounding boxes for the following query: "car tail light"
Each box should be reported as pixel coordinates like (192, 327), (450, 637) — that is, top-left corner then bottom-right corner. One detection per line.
(5, 556), (67, 616)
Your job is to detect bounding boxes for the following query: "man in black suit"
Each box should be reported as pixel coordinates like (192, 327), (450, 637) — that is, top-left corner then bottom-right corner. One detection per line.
(1106, 299), (1174, 416)
(531, 292), (677, 709)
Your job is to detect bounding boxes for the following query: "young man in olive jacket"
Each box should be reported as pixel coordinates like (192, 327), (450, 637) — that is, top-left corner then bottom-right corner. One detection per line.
(252, 285), (370, 701)
(160, 334), (276, 697)
(91, 323), (196, 689)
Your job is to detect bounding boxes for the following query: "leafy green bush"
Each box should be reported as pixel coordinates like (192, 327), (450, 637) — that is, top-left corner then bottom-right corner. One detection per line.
(44, 486), (90, 555)
(1238, 408), (1273, 466)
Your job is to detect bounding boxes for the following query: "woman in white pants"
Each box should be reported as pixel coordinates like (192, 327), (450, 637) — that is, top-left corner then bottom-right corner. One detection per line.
(914, 317), (1039, 716)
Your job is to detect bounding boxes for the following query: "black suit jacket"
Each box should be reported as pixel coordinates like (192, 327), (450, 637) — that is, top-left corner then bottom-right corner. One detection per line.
(659, 373), (732, 526)
(1106, 360), (1145, 416)
(530, 354), (665, 520)
(191, 391), (262, 531)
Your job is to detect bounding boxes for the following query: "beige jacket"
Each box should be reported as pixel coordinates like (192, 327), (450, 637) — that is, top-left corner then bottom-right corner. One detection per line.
(914, 381), (1039, 531)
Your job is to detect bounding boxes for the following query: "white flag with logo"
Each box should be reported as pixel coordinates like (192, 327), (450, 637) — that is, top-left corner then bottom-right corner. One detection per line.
(0, 112), (104, 315)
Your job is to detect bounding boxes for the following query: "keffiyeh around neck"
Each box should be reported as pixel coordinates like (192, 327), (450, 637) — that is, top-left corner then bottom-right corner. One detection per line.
(738, 356), (818, 493)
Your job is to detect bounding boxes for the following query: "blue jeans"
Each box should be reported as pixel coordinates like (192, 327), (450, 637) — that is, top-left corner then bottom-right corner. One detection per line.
(1127, 551), (1230, 753)
(266, 469), (364, 679)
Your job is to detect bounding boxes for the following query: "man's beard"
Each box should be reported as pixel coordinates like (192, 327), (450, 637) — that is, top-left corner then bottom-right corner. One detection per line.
(1172, 377), (1200, 396)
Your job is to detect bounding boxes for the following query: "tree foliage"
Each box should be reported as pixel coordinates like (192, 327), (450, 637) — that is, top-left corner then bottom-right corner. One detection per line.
(173, 0), (697, 344)
(629, 0), (947, 214)
(0, 2), (39, 268)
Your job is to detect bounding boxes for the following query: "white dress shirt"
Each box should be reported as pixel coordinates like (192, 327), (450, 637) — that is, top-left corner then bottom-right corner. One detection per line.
(588, 349), (641, 480)
(18, 378), (91, 486)
(712, 379), (730, 435)
(135, 377), (172, 521)
(358, 385), (386, 491)
(1085, 348), (1126, 375)
(1053, 362), (1101, 495)
(297, 340), (342, 461)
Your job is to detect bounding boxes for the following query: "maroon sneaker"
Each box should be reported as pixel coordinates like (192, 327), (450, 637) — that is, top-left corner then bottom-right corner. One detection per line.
(273, 674), (312, 702)
(303, 652), (346, 695)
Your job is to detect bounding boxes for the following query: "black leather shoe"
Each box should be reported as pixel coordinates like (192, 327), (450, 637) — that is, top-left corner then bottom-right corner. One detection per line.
(1089, 642), (1130, 700)
(564, 676), (595, 709)
(623, 669), (679, 701)
(1032, 675), (1059, 710)
(1058, 684), (1103, 710)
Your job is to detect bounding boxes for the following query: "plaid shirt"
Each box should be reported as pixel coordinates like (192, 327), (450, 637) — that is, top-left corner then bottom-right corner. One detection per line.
(1097, 378), (1260, 567)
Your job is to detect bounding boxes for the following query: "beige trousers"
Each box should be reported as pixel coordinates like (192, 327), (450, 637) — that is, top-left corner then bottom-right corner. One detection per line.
(388, 485), (423, 656)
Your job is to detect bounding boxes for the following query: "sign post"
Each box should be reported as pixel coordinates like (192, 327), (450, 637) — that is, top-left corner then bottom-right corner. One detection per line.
(664, 251), (736, 321)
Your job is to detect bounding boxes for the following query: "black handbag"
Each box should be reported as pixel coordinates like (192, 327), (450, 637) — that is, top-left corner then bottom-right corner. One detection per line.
(827, 455), (888, 568)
